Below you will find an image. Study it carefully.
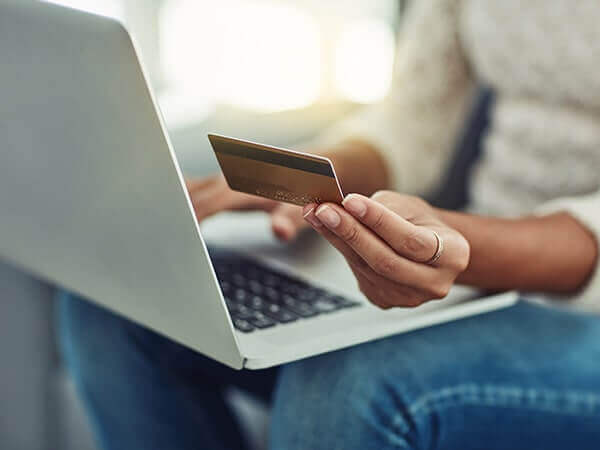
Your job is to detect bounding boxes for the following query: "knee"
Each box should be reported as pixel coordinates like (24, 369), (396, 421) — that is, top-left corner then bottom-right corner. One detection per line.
(59, 292), (123, 360)
(270, 345), (421, 450)
(56, 291), (151, 390)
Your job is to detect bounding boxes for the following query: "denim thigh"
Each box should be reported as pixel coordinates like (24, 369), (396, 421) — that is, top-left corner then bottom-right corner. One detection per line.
(271, 301), (600, 450)
(57, 291), (278, 450)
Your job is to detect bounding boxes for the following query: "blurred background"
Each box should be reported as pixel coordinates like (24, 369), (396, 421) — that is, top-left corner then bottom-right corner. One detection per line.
(47, 0), (405, 174)
(1, 1), (407, 450)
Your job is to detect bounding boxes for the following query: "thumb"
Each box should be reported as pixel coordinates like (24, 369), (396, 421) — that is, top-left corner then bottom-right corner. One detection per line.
(270, 203), (307, 241)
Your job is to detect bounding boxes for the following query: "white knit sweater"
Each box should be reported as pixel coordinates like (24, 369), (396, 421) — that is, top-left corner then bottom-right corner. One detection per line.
(316, 0), (600, 312)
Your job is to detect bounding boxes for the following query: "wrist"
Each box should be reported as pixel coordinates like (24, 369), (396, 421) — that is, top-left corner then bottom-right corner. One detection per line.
(433, 208), (598, 294)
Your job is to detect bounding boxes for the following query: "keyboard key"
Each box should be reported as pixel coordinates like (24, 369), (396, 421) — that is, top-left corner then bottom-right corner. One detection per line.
(232, 273), (246, 287)
(233, 318), (254, 333)
(328, 295), (360, 308)
(286, 302), (319, 318)
(249, 311), (276, 329)
(281, 282), (304, 295)
(313, 300), (338, 313)
(248, 280), (263, 295)
(232, 304), (254, 320)
(298, 288), (320, 302)
(262, 303), (298, 323)
(282, 295), (319, 317)
(247, 295), (266, 310)
(281, 294), (298, 307)
(264, 287), (280, 302)
(234, 289), (247, 302)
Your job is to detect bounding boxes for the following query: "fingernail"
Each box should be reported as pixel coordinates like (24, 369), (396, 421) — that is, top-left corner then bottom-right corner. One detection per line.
(315, 205), (341, 228)
(302, 205), (322, 228)
(302, 204), (316, 218)
(305, 214), (322, 229)
(342, 194), (367, 218)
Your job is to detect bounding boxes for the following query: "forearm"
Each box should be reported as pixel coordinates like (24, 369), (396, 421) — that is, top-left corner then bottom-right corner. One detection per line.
(437, 209), (598, 294)
(319, 140), (390, 197)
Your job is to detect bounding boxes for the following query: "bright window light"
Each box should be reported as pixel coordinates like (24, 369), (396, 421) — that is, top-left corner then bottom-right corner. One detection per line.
(219, 2), (321, 112)
(160, 0), (321, 113)
(43, 0), (125, 21)
(334, 19), (395, 104)
(160, 0), (223, 105)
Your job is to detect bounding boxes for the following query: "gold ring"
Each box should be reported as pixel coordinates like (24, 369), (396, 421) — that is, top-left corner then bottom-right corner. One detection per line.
(426, 230), (444, 265)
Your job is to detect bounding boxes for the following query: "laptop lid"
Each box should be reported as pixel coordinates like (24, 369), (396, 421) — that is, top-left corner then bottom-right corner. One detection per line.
(0, 0), (243, 368)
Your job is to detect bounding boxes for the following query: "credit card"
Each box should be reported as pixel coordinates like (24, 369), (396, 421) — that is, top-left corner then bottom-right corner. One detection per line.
(208, 134), (344, 206)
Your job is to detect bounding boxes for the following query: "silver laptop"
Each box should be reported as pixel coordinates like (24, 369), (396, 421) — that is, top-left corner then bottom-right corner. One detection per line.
(0, 0), (517, 369)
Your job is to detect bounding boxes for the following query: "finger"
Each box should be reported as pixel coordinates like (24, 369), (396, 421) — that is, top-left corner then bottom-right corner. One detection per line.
(270, 203), (306, 241)
(313, 220), (372, 274)
(186, 175), (222, 193)
(346, 255), (427, 308)
(189, 182), (233, 219)
(349, 266), (392, 309)
(316, 226), (426, 309)
(342, 194), (438, 263)
(314, 225), (394, 309)
(303, 203), (380, 275)
(304, 205), (435, 308)
(302, 211), (404, 306)
(189, 179), (275, 219)
(302, 203), (323, 229)
(313, 203), (438, 287)
(225, 191), (278, 211)
(200, 177), (276, 212)
(304, 205), (452, 306)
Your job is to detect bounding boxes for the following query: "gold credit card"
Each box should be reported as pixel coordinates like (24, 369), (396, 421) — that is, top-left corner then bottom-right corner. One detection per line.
(208, 134), (344, 206)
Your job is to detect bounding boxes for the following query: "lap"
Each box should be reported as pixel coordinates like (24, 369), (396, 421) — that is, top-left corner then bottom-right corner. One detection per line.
(59, 293), (600, 449)
(271, 301), (600, 450)
(58, 291), (279, 449)
(57, 291), (278, 402)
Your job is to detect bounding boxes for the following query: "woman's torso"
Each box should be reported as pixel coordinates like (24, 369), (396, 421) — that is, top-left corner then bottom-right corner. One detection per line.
(460, 0), (600, 215)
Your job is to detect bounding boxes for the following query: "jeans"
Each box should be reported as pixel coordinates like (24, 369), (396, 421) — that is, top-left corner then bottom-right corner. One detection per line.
(57, 292), (600, 450)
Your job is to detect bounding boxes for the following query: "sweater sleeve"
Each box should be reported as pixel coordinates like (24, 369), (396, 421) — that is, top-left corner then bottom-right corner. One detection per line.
(535, 192), (600, 313)
(312, 0), (476, 196)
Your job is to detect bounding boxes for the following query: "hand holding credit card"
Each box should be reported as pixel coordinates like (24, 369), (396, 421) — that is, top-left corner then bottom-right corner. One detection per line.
(208, 134), (344, 206)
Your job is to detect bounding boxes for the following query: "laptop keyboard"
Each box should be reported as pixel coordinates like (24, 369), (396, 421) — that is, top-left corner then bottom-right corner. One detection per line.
(210, 250), (361, 333)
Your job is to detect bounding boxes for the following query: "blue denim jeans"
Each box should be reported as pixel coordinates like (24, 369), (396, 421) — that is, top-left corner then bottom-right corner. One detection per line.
(57, 292), (600, 450)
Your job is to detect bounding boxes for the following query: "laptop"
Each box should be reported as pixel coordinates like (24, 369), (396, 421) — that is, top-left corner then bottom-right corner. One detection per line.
(0, 0), (517, 369)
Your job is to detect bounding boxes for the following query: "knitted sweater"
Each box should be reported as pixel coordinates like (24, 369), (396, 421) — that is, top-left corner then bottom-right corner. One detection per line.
(316, 0), (600, 312)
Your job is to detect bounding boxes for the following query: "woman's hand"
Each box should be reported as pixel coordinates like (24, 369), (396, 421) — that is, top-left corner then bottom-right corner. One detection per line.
(185, 141), (391, 242)
(303, 191), (470, 309)
(186, 175), (307, 241)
